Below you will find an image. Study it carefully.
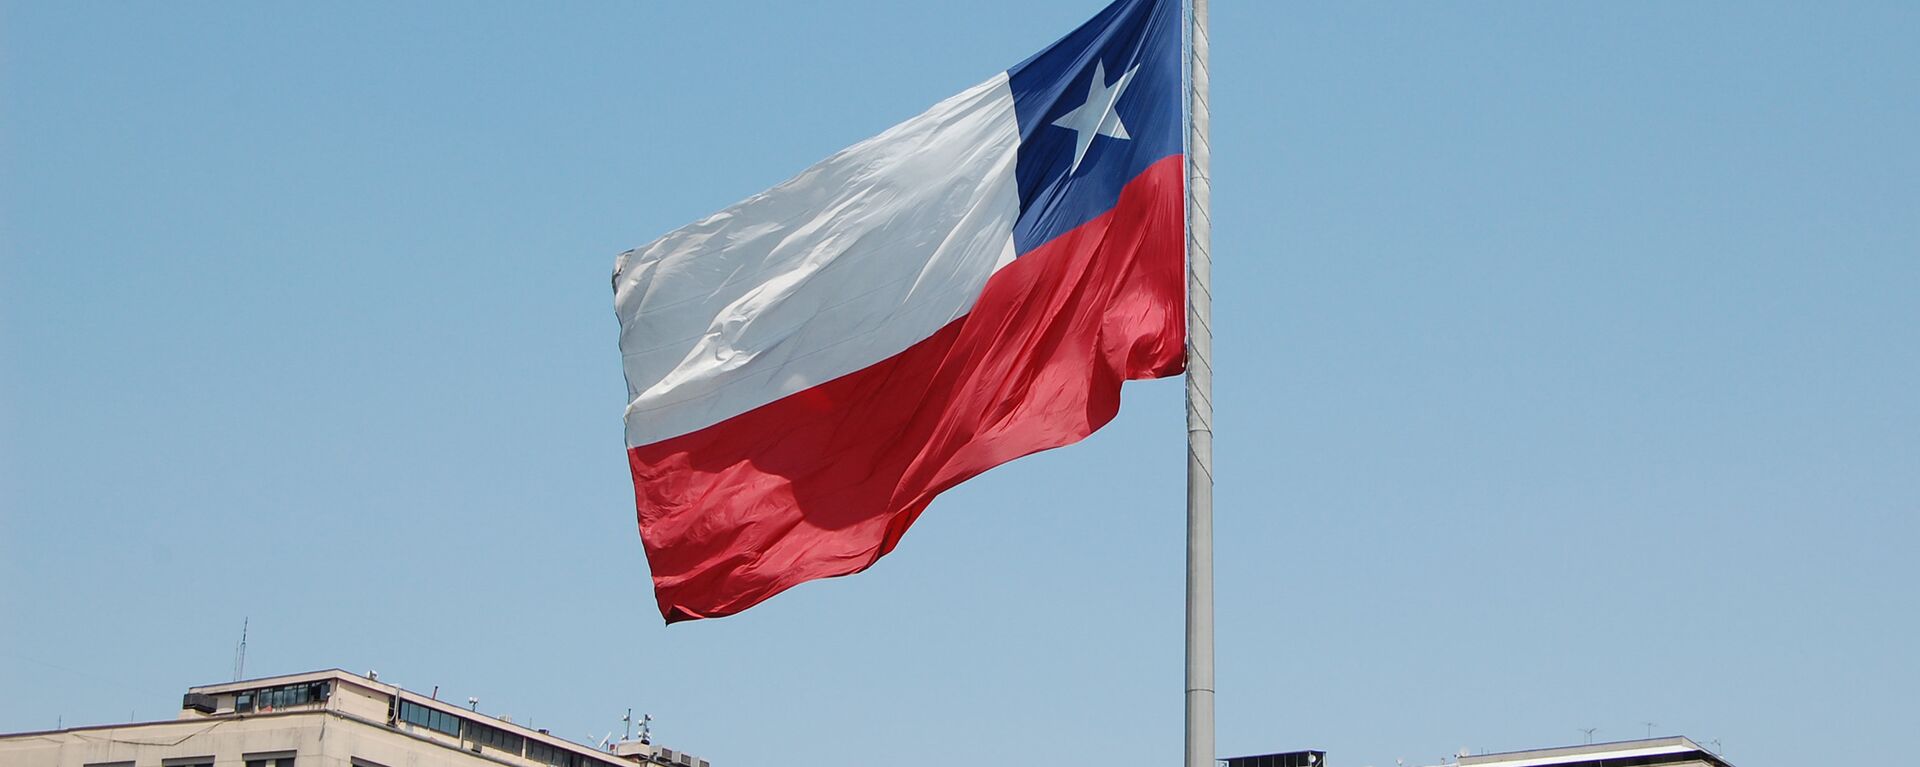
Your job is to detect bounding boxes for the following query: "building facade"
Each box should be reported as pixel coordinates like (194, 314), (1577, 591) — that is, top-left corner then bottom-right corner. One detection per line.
(0, 670), (707, 767)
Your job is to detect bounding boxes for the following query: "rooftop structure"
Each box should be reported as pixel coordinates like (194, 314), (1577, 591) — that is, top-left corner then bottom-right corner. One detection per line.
(1459, 737), (1732, 767)
(1226, 749), (1327, 767)
(0, 669), (708, 767)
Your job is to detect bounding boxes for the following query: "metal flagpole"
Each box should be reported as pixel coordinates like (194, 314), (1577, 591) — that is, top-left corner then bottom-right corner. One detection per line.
(1184, 1), (1214, 767)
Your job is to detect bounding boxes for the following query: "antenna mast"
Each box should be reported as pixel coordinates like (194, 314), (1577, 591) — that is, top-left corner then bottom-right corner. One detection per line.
(232, 617), (249, 681)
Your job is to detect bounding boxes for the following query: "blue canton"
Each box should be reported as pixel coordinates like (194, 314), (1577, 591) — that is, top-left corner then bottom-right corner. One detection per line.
(1006, 0), (1184, 255)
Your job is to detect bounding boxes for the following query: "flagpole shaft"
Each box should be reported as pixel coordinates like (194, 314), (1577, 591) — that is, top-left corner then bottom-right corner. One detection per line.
(1184, 1), (1214, 767)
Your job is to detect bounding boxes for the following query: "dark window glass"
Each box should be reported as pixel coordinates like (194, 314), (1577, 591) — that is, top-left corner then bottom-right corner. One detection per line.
(242, 682), (327, 711)
(529, 741), (570, 767)
(398, 699), (455, 734)
(467, 721), (521, 755)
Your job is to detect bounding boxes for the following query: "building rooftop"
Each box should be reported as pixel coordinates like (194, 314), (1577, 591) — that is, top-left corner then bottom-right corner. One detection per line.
(1, 668), (708, 767)
(1459, 737), (1731, 767)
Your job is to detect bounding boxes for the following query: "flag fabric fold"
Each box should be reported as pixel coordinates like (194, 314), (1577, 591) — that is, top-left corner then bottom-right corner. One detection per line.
(613, 0), (1186, 622)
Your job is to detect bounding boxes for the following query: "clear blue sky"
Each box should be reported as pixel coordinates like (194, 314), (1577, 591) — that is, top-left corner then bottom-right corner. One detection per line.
(2, 2), (1914, 766)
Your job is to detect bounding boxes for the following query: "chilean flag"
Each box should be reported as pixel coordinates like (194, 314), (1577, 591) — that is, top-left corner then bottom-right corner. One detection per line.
(614, 0), (1186, 622)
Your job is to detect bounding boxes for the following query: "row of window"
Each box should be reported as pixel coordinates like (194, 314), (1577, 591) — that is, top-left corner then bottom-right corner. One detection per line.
(468, 717), (525, 755)
(392, 697), (625, 767)
(529, 739), (607, 767)
(88, 755), (292, 767)
(237, 681), (331, 712)
(396, 699), (462, 737)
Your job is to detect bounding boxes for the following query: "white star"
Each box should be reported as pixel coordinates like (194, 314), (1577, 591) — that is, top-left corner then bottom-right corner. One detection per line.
(1051, 60), (1140, 173)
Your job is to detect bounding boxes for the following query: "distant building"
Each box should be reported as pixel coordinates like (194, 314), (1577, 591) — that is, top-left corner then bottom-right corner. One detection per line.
(0, 669), (709, 767)
(1225, 736), (1735, 767)
(1460, 737), (1732, 767)
(1226, 749), (1327, 767)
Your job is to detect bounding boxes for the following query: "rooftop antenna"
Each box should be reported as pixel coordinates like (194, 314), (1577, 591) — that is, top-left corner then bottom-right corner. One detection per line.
(1579, 728), (1598, 744)
(622, 708), (633, 740)
(467, 696), (480, 712)
(638, 714), (653, 744)
(232, 617), (249, 681)
(1644, 722), (1657, 739)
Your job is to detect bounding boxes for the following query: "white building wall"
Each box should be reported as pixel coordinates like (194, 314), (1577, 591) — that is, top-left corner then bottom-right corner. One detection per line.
(0, 713), (329, 767)
(2, 671), (684, 767)
(0, 712), (598, 767)
(329, 684), (391, 724)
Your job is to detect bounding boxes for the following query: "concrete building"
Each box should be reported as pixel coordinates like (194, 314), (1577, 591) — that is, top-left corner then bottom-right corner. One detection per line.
(1224, 737), (1736, 767)
(1459, 737), (1732, 767)
(1226, 749), (1326, 767)
(0, 669), (709, 767)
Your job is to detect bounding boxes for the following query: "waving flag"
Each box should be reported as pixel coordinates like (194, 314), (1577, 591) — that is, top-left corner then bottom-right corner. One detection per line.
(614, 0), (1186, 622)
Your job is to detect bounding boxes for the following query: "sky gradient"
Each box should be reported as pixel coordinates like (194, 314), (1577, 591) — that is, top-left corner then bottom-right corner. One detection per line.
(3, 2), (1915, 767)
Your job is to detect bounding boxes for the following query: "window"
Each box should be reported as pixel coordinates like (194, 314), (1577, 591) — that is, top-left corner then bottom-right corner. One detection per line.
(256, 681), (329, 710)
(244, 751), (295, 767)
(237, 681), (330, 713)
(526, 741), (627, 767)
(397, 699), (461, 737)
(528, 740), (582, 767)
(464, 719), (525, 756)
